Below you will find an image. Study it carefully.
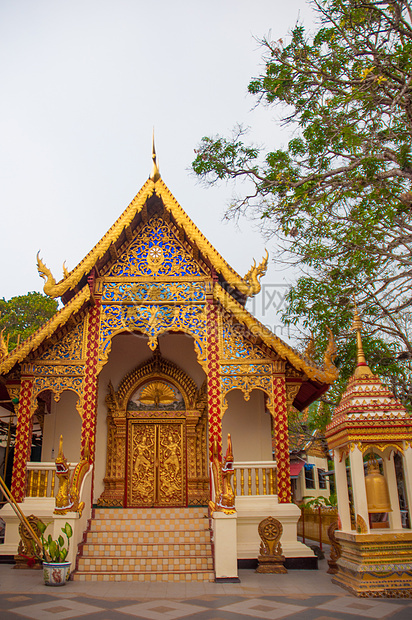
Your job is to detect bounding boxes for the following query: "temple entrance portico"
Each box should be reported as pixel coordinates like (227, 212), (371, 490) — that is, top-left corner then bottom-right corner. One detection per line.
(0, 151), (339, 580)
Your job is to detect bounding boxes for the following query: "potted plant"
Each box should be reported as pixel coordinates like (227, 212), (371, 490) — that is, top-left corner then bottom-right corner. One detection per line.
(37, 521), (73, 586)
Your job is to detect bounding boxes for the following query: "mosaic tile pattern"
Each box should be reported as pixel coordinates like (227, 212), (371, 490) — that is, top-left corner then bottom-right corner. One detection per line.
(2, 593), (412, 620)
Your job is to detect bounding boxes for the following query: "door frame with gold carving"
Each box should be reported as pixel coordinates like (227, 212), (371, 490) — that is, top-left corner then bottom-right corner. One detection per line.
(126, 415), (187, 507)
(98, 353), (209, 508)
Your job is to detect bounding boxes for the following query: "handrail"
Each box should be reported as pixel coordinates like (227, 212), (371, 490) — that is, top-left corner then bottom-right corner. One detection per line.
(232, 461), (277, 496)
(0, 475), (51, 562)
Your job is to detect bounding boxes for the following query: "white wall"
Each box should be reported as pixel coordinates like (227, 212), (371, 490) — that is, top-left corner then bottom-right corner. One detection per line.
(222, 389), (272, 462)
(41, 391), (82, 462)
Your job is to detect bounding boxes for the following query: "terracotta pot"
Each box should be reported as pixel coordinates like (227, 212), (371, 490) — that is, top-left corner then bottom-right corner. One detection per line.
(42, 561), (71, 586)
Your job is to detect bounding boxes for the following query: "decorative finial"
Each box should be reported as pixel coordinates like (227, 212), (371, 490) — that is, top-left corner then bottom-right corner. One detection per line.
(149, 129), (160, 182)
(351, 299), (373, 377)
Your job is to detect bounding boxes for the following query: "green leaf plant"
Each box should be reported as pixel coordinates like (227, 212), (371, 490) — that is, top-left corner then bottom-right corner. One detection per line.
(37, 521), (73, 563)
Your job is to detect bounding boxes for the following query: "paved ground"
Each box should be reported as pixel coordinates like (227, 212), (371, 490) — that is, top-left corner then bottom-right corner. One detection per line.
(1, 557), (412, 620)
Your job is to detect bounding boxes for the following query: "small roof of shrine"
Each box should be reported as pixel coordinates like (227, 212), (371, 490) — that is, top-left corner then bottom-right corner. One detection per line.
(326, 309), (412, 449)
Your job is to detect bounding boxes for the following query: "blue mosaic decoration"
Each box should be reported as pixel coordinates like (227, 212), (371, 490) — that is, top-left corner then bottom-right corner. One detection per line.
(107, 218), (206, 278)
(102, 281), (206, 304)
(99, 303), (207, 365)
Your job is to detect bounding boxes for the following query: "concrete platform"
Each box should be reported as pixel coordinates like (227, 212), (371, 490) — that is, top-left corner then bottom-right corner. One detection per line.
(1, 556), (412, 619)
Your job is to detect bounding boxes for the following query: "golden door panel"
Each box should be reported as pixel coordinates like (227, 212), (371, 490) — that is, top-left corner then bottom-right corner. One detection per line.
(127, 419), (186, 507)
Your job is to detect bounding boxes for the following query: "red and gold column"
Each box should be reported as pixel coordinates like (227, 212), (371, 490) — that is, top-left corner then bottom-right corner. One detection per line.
(206, 299), (222, 460)
(273, 376), (291, 503)
(11, 378), (34, 502)
(80, 300), (101, 463)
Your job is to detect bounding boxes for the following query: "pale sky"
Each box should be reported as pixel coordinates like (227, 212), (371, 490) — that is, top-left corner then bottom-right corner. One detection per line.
(0, 0), (315, 335)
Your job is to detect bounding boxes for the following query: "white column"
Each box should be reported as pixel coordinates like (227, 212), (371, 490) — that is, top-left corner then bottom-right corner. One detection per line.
(333, 449), (351, 531)
(402, 445), (412, 527)
(383, 452), (402, 530)
(212, 512), (239, 580)
(349, 444), (369, 533)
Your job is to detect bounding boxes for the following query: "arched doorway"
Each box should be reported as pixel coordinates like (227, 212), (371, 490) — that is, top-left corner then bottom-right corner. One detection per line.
(127, 379), (187, 507)
(98, 349), (208, 507)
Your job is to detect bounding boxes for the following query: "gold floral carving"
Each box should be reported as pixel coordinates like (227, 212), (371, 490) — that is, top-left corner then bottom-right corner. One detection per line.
(214, 284), (338, 384)
(285, 383), (301, 411)
(128, 419), (186, 507)
(0, 286), (91, 375)
(356, 514), (368, 533)
(38, 321), (85, 362)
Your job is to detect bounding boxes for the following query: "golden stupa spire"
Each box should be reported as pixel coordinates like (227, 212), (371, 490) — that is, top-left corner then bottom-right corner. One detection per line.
(351, 300), (373, 378)
(149, 129), (161, 182)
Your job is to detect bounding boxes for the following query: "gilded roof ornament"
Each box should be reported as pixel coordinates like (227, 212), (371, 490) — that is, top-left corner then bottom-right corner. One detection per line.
(351, 301), (373, 378)
(243, 250), (269, 297)
(0, 328), (8, 360)
(305, 332), (316, 360)
(149, 131), (160, 182)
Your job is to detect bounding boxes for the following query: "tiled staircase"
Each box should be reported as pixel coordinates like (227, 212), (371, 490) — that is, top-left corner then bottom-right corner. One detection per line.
(73, 507), (215, 582)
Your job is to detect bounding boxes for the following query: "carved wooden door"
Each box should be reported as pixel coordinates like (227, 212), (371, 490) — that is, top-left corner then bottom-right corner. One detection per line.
(127, 418), (187, 507)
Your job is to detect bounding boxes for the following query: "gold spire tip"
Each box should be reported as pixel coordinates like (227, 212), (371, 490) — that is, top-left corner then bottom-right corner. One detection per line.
(350, 299), (373, 378)
(150, 129), (161, 182)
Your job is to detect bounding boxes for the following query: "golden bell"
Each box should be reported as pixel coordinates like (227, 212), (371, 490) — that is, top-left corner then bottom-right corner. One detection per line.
(365, 456), (392, 513)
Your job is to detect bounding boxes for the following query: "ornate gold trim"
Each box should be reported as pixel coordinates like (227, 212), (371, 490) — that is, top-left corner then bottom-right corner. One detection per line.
(213, 284), (338, 384)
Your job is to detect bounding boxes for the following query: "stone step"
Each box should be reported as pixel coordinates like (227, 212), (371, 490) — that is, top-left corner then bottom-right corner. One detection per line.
(82, 543), (212, 557)
(77, 555), (214, 572)
(93, 507), (208, 519)
(85, 529), (211, 545)
(73, 570), (215, 582)
(89, 519), (210, 532)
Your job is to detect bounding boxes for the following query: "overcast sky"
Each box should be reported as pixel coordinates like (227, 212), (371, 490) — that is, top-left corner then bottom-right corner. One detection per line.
(0, 0), (315, 335)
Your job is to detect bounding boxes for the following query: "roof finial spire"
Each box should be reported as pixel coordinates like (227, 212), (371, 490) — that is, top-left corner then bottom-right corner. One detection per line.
(351, 299), (373, 378)
(150, 128), (161, 182)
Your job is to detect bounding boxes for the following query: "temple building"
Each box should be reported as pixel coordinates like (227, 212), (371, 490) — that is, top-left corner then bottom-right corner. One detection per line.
(0, 151), (338, 581)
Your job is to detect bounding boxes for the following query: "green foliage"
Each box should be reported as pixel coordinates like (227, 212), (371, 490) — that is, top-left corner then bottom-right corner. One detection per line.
(37, 520), (73, 563)
(301, 494), (337, 509)
(193, 0), (412, 410)
(0, 292), (58, 350)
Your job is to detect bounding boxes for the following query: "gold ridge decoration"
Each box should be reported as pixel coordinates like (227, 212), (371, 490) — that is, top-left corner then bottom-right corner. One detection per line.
(214, 284), (338, 384)
(209, 434), (236, 514)
(0, 286), (91, 376)
(54, 435), (90, 516)
(36, 181), (156, 298)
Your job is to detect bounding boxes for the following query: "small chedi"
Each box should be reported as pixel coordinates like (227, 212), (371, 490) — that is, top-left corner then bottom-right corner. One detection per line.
(256, 516), (287, 574)
(325, 307), (412, 597)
